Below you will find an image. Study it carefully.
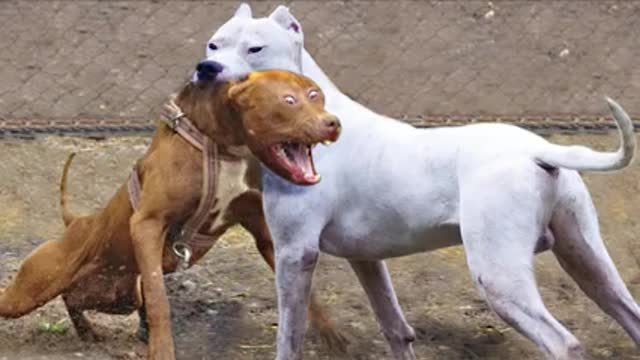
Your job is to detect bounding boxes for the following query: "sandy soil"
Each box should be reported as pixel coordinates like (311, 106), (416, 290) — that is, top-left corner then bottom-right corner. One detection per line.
(1, 135), (640, 360)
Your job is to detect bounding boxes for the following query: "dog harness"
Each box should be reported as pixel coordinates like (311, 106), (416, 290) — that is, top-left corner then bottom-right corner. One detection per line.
(127, 99), (219, 270)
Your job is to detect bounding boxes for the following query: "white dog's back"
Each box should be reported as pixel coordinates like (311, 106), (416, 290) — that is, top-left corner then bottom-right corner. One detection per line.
(205, 4), (640, 359)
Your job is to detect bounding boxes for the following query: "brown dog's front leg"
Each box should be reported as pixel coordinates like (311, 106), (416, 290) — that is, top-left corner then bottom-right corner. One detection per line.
(230, 190), (349, 354)
(130, 213), (175, 360)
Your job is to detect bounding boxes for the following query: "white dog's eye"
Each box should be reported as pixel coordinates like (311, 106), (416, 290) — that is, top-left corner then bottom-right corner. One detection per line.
(308, 89), (319, 100)
(208, 43), (218, 51)
(248, 46), (264, 54)
(284, 95), (297, 105)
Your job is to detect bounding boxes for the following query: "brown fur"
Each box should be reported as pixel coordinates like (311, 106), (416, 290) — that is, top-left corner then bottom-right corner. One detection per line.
(0, 70), (344, 360)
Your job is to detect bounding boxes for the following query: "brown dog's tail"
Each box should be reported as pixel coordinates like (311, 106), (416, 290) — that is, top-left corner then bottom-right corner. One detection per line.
(60, 153), (77, 226)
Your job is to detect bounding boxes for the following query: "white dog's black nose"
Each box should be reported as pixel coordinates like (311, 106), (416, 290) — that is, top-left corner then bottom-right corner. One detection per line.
(196, 60), (224, 82)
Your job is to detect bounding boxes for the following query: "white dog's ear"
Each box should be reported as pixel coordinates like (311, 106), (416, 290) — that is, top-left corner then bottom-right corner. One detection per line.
(269, 5), (303, 40)
(234, 3), (252, 18)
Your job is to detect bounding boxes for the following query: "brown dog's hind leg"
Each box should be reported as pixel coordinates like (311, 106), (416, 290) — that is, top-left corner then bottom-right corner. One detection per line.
(229, 190), (349, 354)
(62, 294), (102, 342)
(0, 231), (87, 318)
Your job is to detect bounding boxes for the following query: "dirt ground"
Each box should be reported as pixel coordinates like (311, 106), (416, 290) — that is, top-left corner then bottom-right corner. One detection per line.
(2, 134), (640, 360)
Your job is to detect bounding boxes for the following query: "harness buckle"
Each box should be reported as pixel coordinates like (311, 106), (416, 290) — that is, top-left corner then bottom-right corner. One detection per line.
(172, 241), (192, 272)
(168, 112), (185, 130)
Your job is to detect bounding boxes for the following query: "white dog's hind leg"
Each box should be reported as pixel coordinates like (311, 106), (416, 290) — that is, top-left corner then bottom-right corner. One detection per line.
(460, 165), (584, 359)
(350, 260), (416, 360)
(551, 170), (640, 344)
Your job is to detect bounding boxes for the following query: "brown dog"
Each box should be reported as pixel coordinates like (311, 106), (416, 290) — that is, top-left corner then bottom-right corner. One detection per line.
(0, 70), (342, 359)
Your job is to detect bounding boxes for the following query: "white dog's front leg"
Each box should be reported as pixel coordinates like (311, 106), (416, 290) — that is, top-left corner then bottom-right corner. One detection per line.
(275, 245), (319, 360)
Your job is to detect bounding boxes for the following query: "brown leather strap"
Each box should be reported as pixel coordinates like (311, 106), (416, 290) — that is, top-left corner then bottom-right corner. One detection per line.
(190, 233), (216, 247)
(159, 96), (205, 151)
(173, 119), (205, 152)
(127, 100), (220, 251)
(180, 136), (219, 244)
(127, 166), (142, 210)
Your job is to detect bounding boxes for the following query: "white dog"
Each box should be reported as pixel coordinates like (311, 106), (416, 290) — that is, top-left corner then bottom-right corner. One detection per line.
(198, 4), (640, 359)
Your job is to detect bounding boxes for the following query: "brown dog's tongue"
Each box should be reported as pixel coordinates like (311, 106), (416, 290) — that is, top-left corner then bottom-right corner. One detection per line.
(291, 144), (319, 183)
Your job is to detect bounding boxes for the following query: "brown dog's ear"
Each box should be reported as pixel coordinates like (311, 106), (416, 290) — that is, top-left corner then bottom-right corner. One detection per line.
(227, 74), (253, 103)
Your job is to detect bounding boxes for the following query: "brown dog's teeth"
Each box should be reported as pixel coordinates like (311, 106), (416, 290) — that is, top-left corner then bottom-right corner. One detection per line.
(276, 144), (287, 158)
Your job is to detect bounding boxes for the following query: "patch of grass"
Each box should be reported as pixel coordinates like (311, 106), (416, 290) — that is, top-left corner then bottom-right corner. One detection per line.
(37, 319), (69, 334)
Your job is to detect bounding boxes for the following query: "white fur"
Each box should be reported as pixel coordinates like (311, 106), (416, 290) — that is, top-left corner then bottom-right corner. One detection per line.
(203, 4), (640, 359)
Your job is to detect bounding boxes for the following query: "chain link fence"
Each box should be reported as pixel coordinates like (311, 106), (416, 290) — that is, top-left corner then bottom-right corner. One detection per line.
(0, 1), (639, 126)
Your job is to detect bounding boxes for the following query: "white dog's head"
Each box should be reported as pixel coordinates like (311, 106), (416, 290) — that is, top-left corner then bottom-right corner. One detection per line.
(194, 3), (304, 83)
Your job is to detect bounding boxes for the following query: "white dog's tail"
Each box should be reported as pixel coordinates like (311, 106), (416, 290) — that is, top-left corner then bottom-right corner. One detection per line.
(534, 97), (636, 172)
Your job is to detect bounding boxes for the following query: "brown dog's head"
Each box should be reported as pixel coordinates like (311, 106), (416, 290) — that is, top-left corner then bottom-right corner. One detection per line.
(225, 70), (341, 185)
(174, 70), (340, 186)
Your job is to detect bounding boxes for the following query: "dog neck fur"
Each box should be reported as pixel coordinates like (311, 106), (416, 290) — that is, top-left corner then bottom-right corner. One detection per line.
(173, 82), (245, 147)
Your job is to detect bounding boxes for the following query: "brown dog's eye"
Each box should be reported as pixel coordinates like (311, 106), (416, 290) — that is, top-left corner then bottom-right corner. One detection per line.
(283, 95), (297, 105)
(308, 89), (319, 101)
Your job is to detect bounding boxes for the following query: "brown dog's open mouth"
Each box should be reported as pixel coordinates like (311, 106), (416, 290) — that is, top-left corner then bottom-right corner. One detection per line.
(268, 141), (320, 185)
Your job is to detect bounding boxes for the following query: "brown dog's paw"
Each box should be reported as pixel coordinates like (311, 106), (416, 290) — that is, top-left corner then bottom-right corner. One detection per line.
(77, 329), (103, 342)
(76, 327), (103, 342)
(318, 326), (351, 356)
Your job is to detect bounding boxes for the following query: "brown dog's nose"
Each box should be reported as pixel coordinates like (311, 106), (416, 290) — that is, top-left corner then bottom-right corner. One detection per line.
(322, 115), (341, 141)
(323, 115), (341, 131)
